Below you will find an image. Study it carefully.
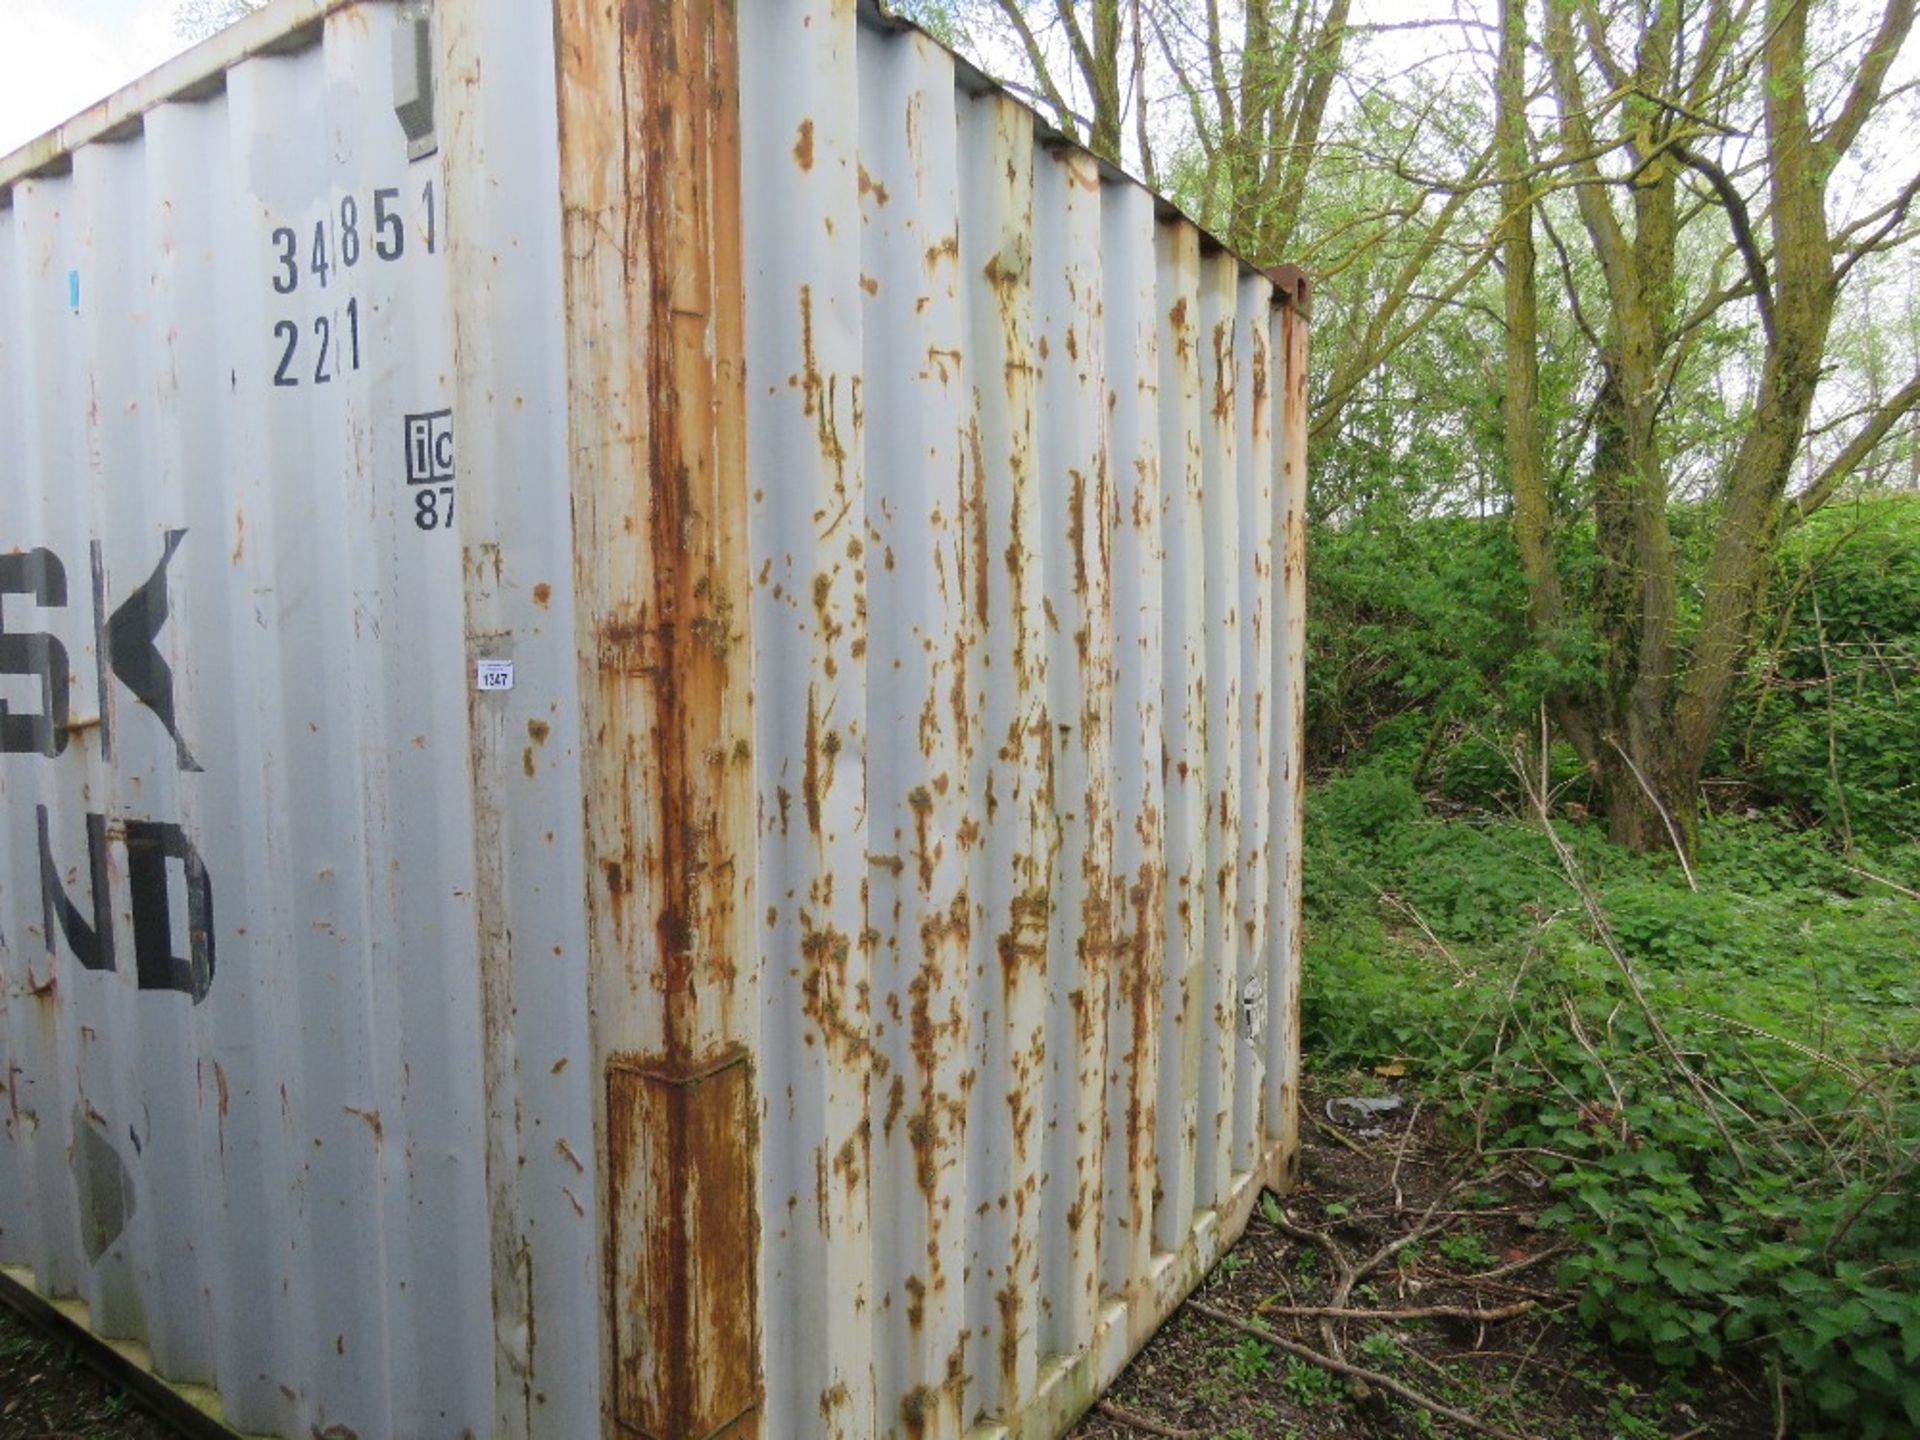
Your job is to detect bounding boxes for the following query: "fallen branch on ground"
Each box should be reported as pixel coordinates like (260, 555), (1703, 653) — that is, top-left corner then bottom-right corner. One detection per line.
(1093, 1399), (1202, 1438)
(1255, 1299), (1536, 1323)
(1189, 1301), (1527, 1440)
(1462, 1243), (1568, 1282)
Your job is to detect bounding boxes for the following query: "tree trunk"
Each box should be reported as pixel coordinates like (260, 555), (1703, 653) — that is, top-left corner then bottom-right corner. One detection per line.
(1599, 715), (1698, 857)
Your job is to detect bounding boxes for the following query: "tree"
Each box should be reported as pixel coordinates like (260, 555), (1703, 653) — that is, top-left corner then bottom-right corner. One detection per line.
(911, 0), (1503, 465)
(175, 0), (267, 43)
(1494, 0), (1919, 853)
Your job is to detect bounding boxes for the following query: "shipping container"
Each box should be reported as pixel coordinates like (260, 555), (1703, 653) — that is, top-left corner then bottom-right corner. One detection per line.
(0, 0), (1310, 1436)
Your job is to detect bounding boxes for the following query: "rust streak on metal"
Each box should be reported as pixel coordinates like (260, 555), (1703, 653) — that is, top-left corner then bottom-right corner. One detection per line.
(554, 0), (761, 1431)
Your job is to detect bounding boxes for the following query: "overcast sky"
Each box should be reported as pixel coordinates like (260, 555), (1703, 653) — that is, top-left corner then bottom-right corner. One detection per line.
(0, 1), (190, 159)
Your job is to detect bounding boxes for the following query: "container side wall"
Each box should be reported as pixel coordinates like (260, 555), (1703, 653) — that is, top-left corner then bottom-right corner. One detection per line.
(0, 4), (584, 1437)
(735, 7), (1308, 1437)
(1, 0), (1308, 1436)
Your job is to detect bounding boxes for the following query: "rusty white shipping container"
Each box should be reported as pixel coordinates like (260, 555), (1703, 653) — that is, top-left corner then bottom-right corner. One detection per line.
(0, 0), (1310, 1435)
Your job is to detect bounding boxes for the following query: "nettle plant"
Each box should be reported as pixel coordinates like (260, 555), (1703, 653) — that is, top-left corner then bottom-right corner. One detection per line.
(1302, 764), (1920, 1435)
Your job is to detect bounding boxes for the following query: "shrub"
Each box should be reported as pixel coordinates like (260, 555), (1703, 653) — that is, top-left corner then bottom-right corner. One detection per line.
(1302, 790), (1920, 1435)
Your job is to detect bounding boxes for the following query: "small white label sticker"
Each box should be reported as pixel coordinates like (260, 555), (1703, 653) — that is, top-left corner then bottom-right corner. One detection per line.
(1241, 971), (1269, 1044)
(475, 659), (515, 692)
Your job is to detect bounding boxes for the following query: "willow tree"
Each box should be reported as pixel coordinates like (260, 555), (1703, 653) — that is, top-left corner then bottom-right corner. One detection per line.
(1497, 0), (1919, 852)
(922, 0), (1500, 459)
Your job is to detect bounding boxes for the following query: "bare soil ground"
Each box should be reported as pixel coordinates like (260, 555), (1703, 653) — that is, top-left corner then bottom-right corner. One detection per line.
(0, 1305), (172, 1440)
(1, 1078), (1771, 1440)
(1069, 1081), (1773, 1440)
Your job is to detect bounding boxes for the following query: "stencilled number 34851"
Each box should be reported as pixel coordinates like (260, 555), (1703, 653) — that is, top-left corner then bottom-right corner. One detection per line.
(267, 181), (437, 389)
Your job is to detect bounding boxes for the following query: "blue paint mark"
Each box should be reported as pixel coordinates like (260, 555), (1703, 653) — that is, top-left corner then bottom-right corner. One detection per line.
(68, 269), (79, 314)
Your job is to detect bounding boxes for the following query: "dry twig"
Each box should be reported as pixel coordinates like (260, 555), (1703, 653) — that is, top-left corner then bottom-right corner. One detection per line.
(1189, 1302), (1527, 1440)
(1255, 1299), (1536, 1322)
(1093, 1400), (1202, 1439)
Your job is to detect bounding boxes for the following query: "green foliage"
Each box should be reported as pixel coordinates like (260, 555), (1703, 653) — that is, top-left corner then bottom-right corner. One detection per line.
(1726, 497), (1920, 847)
(1307, 495), (1918, 844)
(1307, 515), (1600, 773)
(1224, 1336), (1275, 1384)
(1302, 786), (1920, 1436)
(1356, 1330), (1402, 1368)
(1280, 1355), (1345, 1406)
(1436, 1231), (1495, 1269)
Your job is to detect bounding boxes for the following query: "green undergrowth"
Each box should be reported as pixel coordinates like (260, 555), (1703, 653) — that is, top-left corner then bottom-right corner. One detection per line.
(1300, 761), (1920, 1436)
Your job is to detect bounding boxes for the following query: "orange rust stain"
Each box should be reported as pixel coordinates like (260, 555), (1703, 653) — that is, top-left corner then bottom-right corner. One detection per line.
(1123, 855), (1164, 1213)
(803, 687), (825, 836)
(907, 785), (935, 890)
(796, 285), (848, 474)
(923, 232), (959, 270)
(996, 887), (1049, 988)
(819, 1382), (852, 1423)
(799, 922), (872, 1063)
(1212, 319), (1234, 420)
(811, 572), (843, 641)
(857, 163), (890, 206)
(996, 1281), (1022, 1400)
(532, 581), (552, 607)
(792, 117), (815, 171)
(606, 1054), (759, 1437)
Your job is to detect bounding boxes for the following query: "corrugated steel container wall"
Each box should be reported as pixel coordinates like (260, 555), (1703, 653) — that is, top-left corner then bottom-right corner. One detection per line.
(0, 0), (1310, 1436)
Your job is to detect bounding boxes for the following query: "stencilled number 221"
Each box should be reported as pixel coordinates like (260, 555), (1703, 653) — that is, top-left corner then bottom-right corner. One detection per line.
(272, 303), (360, 388)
